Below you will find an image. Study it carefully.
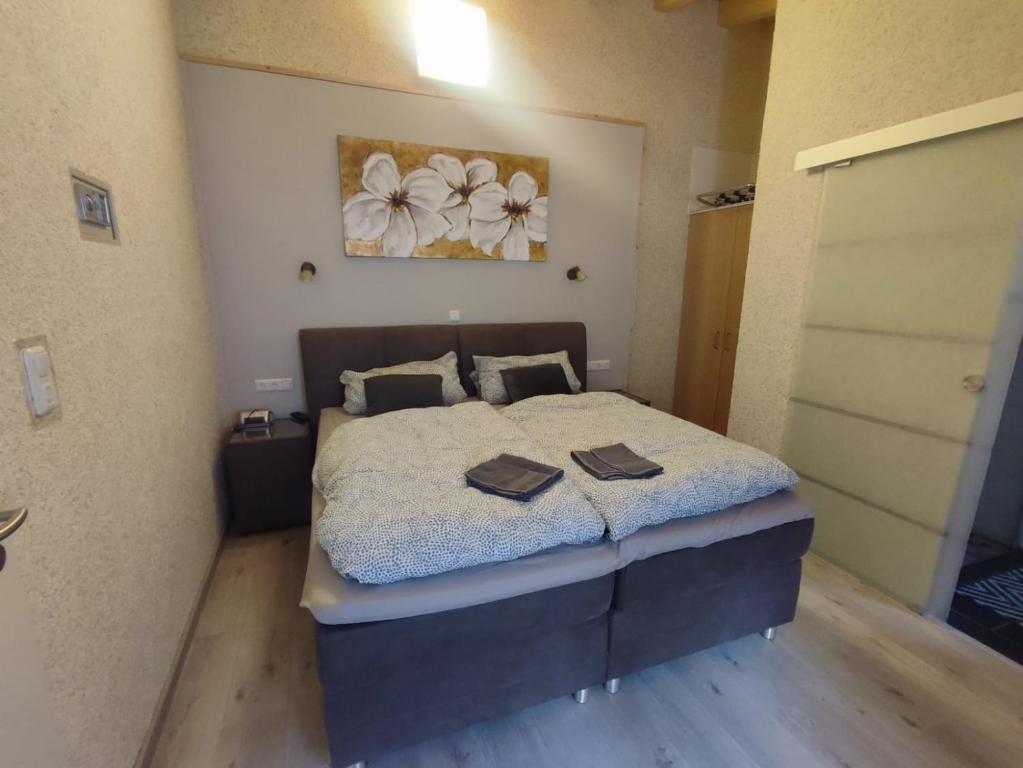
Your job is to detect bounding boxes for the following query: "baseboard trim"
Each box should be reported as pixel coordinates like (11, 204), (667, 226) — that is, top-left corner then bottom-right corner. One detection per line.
(133, 538), (223, 768)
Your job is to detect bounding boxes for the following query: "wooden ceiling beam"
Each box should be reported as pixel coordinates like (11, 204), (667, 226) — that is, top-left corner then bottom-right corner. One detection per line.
(718, 0), (777, 27)
(654, 0), (696, 11)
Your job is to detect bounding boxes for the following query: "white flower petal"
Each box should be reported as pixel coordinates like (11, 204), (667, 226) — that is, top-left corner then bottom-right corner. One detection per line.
(470, 216), (511, 255)
(408, 204), (452, 246)
(442, 204), (470, 241)
(442, 190), (464, 208)
(361, 152), (401, 199)
(525, 215), (547, 243)
(468, 181), (508, 222)
(402, 168), (451, 212)
(342, 191), (392, 242)
(500, 218), (530, 261)
(507, 171), (539, 205)
(525, 196), (547, 242)
(381, 207), (416, 257)
(466, 158), (498, 188)
(427, 154), (467, 189)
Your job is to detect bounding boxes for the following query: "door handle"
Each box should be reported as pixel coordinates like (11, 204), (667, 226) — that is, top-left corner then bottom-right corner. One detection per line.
(713, 331), (721, 351)
(0, 508), (28, 543)
(962, 375), (986, 393)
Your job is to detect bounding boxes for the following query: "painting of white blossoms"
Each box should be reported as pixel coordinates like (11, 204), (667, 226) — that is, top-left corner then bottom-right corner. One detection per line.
(339, 136), (549, 261)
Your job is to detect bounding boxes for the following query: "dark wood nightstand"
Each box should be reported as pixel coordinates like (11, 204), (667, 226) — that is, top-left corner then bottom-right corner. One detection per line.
(225, 419), (312, 534)
(609, 389), (652, 407)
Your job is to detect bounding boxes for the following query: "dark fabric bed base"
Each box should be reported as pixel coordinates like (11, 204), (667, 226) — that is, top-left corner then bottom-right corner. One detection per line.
(313, 520), (813, 766)
(606, 519), (814, 680)
(607, 559), (802, 679)
(316, 574), (613, 767)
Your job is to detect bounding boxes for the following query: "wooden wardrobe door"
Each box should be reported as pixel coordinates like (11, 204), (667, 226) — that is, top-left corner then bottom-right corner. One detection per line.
(672, 206), (737, 427)
(713, 203), (753, 435)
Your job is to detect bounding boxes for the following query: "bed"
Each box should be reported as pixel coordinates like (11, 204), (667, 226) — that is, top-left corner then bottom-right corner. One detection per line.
(298, 322), (813, 768)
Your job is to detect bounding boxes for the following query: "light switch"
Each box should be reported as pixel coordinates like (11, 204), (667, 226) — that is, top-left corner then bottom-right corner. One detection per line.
(70, 172), (118, 245)
(73, 181), (112, 227)
(22, 346), (59, 417)
(448, 309), (461, 323)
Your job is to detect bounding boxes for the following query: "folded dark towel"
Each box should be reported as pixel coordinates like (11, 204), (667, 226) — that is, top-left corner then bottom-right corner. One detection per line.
(591, 443), (664, 478)
(466, 454), (564, 500)
(571, 443), (664, 481)
(570, 450), (625, 481)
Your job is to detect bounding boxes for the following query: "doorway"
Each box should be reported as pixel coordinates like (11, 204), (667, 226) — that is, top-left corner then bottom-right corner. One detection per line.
(948, 337), (1023, 664)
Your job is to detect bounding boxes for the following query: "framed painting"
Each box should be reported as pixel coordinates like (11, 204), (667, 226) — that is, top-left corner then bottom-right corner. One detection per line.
(339, 136), (549, 261)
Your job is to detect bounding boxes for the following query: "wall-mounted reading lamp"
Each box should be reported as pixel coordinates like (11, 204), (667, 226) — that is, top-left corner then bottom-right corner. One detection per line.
(568, 267), (593, 284)
(299, 262), (317, 282)
(566, 266), (588, 282)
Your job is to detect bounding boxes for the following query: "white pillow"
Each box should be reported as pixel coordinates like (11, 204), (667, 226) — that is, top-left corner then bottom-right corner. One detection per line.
(472, 351), (582, 404)
(339, 351), (468, 415)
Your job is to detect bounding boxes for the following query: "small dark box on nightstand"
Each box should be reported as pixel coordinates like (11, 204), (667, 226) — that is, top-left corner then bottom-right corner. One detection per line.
(225, 419), (312, 534)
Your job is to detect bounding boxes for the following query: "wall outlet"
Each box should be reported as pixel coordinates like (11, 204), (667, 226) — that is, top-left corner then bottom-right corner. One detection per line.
(448, 309), (461, 323)
(255, 378), (294, 392)
(586, 360), (611, 371)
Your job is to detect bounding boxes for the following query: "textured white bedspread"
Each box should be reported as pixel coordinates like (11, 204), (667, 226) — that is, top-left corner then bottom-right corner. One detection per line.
(502, 392), (799, 540)
(313, 402), (605, 584)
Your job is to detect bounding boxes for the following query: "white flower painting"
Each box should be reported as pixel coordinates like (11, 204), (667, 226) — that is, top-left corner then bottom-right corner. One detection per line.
(429, 154), (498, 242)
(469, 171), (548, 261)
(342, 153), (452, 257)
(339, 136), (549, 261)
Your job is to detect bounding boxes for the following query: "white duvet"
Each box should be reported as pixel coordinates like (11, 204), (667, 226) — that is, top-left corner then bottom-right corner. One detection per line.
(502, 392), (799, 540)
(313, 402), (605, 584)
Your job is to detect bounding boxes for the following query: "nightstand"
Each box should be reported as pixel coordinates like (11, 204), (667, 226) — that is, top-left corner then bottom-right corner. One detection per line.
(225, 419), (312, 534)
(609, 389), (652, 407)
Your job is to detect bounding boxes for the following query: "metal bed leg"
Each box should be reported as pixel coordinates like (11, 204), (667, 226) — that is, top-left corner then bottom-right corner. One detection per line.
(604, 677), (621, 694)
(761, 626), (777, 641)
(572, 688), (590, 704)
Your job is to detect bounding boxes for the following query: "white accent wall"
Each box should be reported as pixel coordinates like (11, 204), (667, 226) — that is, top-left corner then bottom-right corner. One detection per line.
(173, 0), (774, 411)
(183, 62), (645, 420)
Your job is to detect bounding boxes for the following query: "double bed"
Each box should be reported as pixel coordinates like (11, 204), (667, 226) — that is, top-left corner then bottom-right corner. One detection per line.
(298, 322), (814, 768)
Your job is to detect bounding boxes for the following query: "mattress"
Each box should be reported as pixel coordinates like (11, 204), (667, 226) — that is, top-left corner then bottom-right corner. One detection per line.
(615, 488), (813, 568)
(301, 405), (812, 625)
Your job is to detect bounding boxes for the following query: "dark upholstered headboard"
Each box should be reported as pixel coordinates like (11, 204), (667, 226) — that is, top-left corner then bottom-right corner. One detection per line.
(299, 322), (587, 430)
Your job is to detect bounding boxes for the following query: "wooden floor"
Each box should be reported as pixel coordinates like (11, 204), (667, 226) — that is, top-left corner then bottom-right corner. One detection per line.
(150, 529), (1023, 768)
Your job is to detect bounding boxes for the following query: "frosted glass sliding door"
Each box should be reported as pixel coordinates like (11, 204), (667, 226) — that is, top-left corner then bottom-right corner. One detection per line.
(784, 120), (1023, 611)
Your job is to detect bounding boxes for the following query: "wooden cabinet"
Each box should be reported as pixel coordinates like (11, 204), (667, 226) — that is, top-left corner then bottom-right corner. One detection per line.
(672, 203), (753, 434)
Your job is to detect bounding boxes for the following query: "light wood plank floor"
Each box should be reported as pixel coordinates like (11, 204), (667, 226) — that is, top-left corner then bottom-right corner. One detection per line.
(150, 529), (1023, 768)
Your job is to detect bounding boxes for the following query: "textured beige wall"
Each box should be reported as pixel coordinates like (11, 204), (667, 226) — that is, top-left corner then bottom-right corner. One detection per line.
(0, 2), (222, 767)
(730, 0), (1023, 454)
(173, 0), (773, 408)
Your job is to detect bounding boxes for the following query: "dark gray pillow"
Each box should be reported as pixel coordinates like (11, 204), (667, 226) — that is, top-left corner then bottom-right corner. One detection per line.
(364, 374), (445, 416)
(499, 364), (573, 403)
